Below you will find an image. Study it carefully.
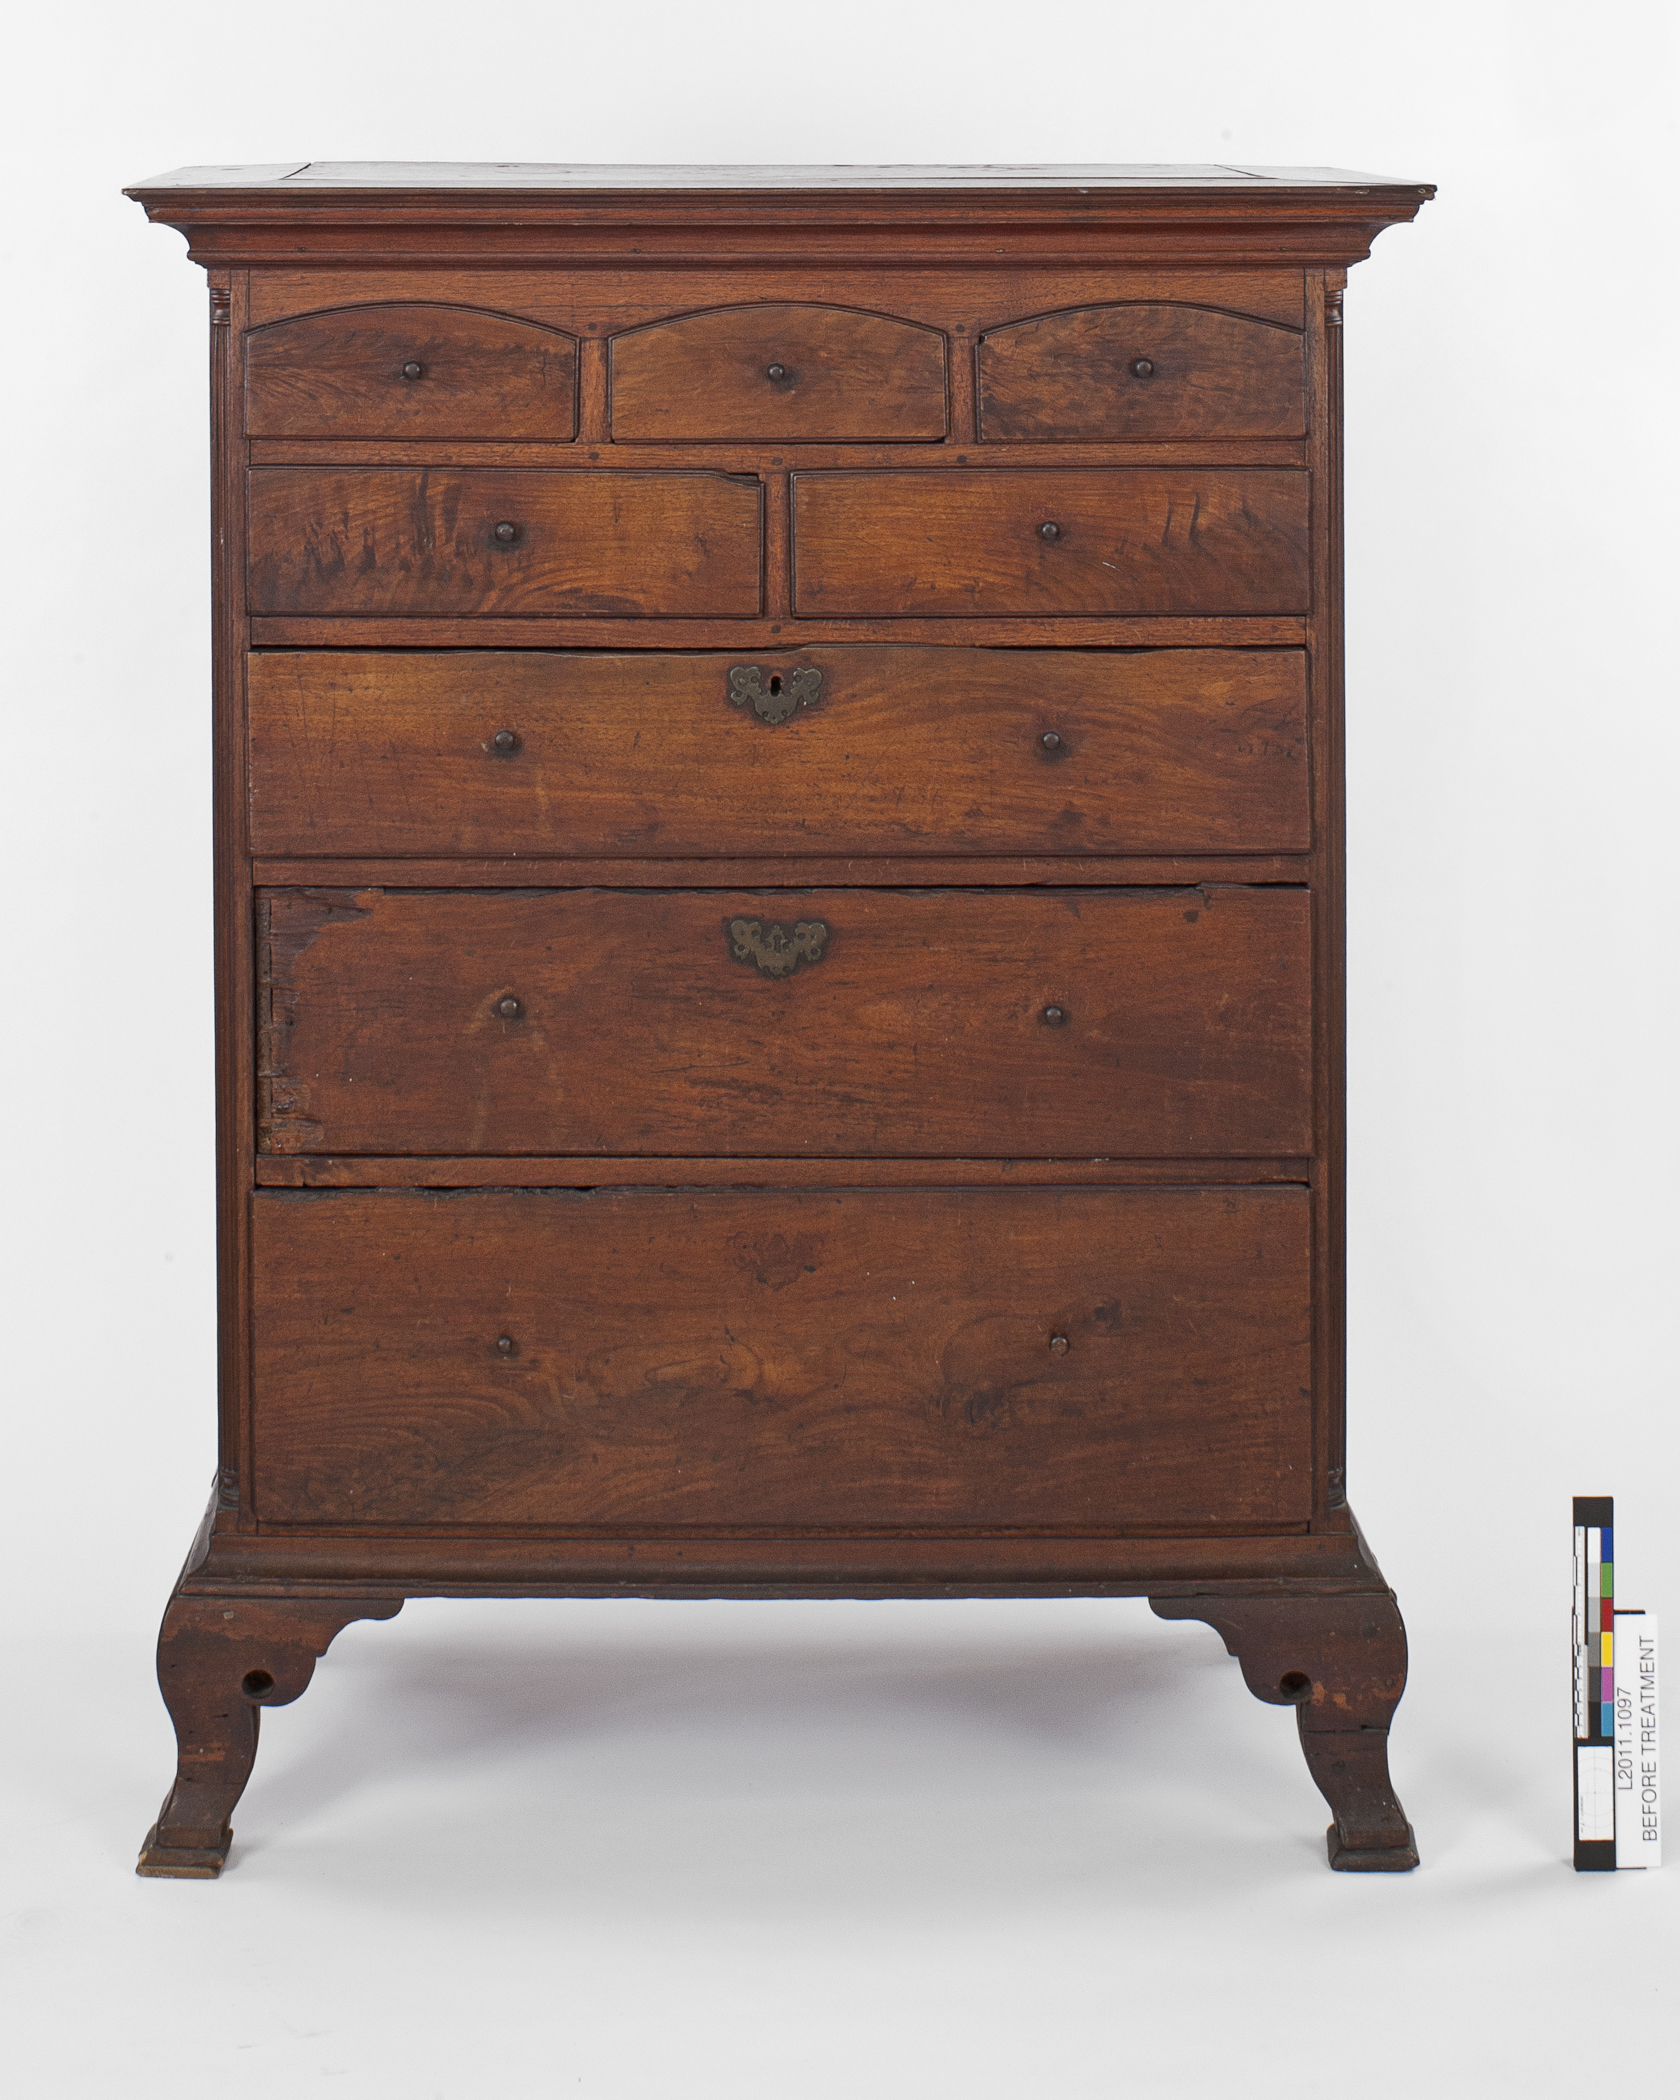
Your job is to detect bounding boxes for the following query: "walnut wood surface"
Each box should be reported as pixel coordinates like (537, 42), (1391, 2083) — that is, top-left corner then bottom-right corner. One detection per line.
(126, 168), (1436, 275)
(792, 470), (1309, 615)
(242, 266), (1311, 337)
(124, 167), (1433, 1875)
(246, 303), (577, 440)
(252, 856), (1309, 890)
(249, 1186), (1312, 1530)
(246, 647), (1309, 859)
(253, 1155), (1310, 1189)
(186, 1524), (1400, 1597)
(979, 304), (1306, 440)
(137, 1587), (403, 1877)
(609, 303), (946, 441)
(1150, 1590), (1417, 1868)
(247, 468), (763, 617)
(258, 885), (1312, 1158)
(248, 614), (1313, 651)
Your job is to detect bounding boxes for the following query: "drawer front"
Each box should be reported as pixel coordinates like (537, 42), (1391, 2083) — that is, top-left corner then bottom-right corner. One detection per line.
(247, 646), (1310, 858)
(259, 886), (1311, 1157)
(246, 303), (578, 440)
(979, 303), (1305, 440)
(247, 469), (763, 617)
(792, 470), (1310, 616)
(609, 302), (947, 441)
(250, 1186), (1313, 1529)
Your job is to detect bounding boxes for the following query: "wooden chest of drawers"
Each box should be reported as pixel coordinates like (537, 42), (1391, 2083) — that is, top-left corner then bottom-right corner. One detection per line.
(126, 162), (1432, 1877)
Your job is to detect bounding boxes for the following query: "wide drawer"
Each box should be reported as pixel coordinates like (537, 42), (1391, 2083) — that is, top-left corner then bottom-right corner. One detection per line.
(247, 646), (1310, 858)
(247, 469), (763, 617)
(792, 469), (1309, 616)
(246, 303), (578, 440)
(979, 303), (1306, 440)
(250, 1186), (1313, 1529)
(609, 302), (947, 441)
(258, 886), (1311, 1157)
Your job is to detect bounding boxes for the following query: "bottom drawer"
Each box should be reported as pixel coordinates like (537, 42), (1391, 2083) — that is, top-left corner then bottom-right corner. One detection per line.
(250, 1187), (1312, 1531)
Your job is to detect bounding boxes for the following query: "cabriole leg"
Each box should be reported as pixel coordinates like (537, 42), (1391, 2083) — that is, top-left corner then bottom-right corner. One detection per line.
(1150, 1589), (1418, 1871)
(137, 1591), (403, 1878)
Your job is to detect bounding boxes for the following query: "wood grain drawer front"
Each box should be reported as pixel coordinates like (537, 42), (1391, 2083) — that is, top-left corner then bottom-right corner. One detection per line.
(246, 304), (578, 440)
(247, 646), (1310, 858)
(250, 1186), (1313, 1529)
(259, 886), (1311, 1158)
(247, 469), (763, 617)
(609, 303), (947, 440)
(792, 470), (1309, 616)
(979, 304), (1305, 440)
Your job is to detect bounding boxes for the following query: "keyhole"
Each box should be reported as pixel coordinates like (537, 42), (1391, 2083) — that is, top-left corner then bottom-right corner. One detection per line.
(768, 675), (783, 696)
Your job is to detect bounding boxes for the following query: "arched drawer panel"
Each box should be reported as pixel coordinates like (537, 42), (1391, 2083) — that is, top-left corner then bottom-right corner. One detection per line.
(979, 304), (1306, 440)
(610, 303), (947, 441)
(246, 303), (578, 439)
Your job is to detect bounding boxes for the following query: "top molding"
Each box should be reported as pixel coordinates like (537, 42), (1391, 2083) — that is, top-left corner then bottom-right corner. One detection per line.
(125, 162), (1435, 272)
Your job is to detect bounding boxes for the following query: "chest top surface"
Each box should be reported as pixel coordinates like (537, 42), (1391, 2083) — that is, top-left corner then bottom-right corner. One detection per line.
(130, 161), (1431, 191)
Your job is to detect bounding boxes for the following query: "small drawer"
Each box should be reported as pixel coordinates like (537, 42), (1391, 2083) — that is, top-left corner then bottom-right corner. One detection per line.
(250, 1185), (1313, 1529)
(609, 302), (947, 441)
(247, 468), (763, 617)
(246, 303), (577, 440)
(792, 469), (1309, 616)
(258, 885), (1311, 1159)
(979, 303), (1306, 440)
(248, 645), (1310, 858)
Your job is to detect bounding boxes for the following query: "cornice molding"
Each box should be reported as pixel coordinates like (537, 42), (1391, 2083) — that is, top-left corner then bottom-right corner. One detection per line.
(125, 168), (1434, 273)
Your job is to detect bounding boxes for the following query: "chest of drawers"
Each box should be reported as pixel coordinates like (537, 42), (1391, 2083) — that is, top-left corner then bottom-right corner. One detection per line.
(126, 162), (1432, 1878)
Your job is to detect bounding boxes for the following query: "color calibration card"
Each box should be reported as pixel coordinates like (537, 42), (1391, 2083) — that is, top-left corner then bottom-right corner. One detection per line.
(1573, 1496), (1661, 1870)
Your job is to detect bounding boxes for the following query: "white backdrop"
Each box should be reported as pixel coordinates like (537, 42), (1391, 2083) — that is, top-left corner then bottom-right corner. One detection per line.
(2, 3), (1676, 2094)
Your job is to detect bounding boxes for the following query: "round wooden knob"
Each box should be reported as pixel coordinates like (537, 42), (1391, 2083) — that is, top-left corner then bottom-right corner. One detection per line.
(1130, 357), (1155, 379)
(1041, 1005), (1068, 1027)
(492, 730), (519, 754)
(498, 997), (523, 1019)
(401, 360), (424, 380)
(1039, 730), (1063, 754)
(1039, 521), (1061, 541)
(493, 521), (519, 545)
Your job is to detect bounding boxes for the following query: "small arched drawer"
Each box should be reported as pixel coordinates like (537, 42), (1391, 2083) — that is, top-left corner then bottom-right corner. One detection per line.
(609, 303), (947, 440)
(245, 304), (578, 439)
(979, 303), (1306, 440)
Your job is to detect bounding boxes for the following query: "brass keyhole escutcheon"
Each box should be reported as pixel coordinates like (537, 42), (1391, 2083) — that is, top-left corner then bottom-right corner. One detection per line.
(727, 918), (830, 979)
(728, 663), (823, 726)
